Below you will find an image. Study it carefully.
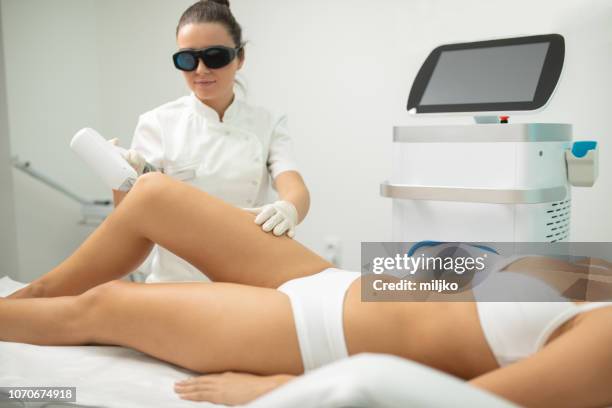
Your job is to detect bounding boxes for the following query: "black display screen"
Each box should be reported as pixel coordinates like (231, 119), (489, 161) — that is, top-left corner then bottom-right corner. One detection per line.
(407, 34), (564, 113)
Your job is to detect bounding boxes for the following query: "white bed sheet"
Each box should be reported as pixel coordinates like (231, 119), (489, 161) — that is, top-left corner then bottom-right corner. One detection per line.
(0, 276), (217, 408)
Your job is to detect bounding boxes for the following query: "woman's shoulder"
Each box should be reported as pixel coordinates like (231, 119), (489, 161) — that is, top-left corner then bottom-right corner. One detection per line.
(139, 95), (193, 121)
(236, 98), (286, 127)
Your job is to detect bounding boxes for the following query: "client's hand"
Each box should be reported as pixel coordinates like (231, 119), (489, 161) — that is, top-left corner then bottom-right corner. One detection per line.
(108, 138), (147, 175)
(174, 372), (294, 406)
(244, 200), (298, 238)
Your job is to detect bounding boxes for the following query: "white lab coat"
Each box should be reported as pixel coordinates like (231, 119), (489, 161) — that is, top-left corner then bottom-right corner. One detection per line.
(130, 92), (298, 283)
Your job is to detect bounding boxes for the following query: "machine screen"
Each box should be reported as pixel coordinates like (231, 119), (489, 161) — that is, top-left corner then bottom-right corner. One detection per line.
(420, 42), (549, 104)
(407, 34), (565, 113)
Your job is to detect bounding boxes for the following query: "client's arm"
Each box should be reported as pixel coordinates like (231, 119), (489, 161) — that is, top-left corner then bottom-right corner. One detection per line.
(174, 372), (295, 405)
(469, 307), (612, 408)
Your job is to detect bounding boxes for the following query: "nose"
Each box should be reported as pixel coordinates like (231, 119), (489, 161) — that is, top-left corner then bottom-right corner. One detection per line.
(195, 58), (210, 74)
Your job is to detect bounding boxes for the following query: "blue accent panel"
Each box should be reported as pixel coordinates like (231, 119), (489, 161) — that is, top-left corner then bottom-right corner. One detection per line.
(571, 141), (597, 158)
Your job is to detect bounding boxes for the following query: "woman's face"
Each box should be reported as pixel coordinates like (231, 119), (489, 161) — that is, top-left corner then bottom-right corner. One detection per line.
(176, 22), (244, 102)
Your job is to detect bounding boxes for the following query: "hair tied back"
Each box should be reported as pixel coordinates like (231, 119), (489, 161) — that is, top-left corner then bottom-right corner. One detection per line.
(205, 0), (230, 8)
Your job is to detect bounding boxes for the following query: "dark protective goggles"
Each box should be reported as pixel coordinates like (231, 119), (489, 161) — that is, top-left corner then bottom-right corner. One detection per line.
(172, 46), (242, 71)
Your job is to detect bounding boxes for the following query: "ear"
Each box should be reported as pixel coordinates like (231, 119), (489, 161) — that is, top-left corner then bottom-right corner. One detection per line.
(237, 49), (245, 70)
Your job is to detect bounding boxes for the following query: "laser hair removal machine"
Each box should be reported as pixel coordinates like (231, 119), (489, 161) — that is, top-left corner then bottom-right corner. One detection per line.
(380, 34), (599, 242)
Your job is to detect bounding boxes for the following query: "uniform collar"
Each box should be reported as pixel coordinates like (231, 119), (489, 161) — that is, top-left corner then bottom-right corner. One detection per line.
(190, 92), (239, 124)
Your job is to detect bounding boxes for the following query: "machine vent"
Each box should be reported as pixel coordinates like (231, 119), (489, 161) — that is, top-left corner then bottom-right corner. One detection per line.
(544, 199), (571, 242)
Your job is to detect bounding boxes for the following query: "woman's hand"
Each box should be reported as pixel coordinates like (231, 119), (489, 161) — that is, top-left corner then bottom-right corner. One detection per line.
(174, 372), (294, 406)
(244, 200), (298, 238)
(108, 138), (147, 175)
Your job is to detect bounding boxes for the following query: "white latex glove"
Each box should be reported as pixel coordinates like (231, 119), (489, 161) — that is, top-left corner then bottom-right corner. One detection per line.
(244, 200), (298, 238)
(108, 138), (147, 175)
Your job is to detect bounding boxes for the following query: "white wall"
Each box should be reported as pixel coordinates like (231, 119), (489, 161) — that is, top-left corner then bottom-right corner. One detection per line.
(0, 2), (19, 279)
(1, 0), (610, 280)
(2, 0), (102, 282)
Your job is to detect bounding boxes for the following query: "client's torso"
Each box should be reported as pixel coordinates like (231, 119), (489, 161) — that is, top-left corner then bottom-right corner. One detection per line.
(342, 279), (612, 381)
(342, 278), (499, 380)
(342, 255), (612, 379)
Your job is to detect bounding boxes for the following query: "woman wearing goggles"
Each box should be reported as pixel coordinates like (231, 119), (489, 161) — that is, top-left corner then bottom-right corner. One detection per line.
(173, 45), (244, 71)
(110, 0), (311, 285)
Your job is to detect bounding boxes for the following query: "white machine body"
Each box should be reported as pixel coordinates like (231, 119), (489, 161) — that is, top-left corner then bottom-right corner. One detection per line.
(70, 128), (138, 192)
(383, 123), (575, 242)
(384, 34), (600, 243)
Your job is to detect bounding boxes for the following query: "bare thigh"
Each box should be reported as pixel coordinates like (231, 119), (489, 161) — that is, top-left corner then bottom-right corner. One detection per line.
(84, 280), (304, 375)
(133, 173), (331, 288)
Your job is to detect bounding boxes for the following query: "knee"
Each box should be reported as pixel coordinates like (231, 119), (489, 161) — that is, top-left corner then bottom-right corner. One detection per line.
(75, 280), (128, 342)
(77, 280), (125, 313)
(130, 171), (173, 200)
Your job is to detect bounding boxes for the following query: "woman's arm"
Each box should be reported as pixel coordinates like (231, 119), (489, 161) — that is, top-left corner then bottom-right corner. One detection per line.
(274, 170), (310, 223)
(174, 372), (295, 405)
(469, 307), (612, 408)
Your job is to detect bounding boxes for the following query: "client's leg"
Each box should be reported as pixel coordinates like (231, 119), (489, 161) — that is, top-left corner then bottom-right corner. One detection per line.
(0, 280), (304, 376)
(14, 172), (331, 298)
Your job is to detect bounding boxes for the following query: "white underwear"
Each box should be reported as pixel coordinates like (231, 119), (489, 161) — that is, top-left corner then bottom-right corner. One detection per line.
(478, 300), (612, 367)
(276, 268), (360, 372)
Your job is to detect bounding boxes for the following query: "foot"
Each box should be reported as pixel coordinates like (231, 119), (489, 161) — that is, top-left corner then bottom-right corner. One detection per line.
(6, 280), (46, 299)
(173, 372), (294, 406)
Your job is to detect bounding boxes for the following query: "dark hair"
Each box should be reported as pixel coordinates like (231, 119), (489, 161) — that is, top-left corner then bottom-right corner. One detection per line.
(177, 0), (244, 54)
(177, 0), (247, 95)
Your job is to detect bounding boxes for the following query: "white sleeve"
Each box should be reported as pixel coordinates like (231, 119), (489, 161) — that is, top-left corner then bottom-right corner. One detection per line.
(130, 112), (164, 170)
(267, 114), (299, 180)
